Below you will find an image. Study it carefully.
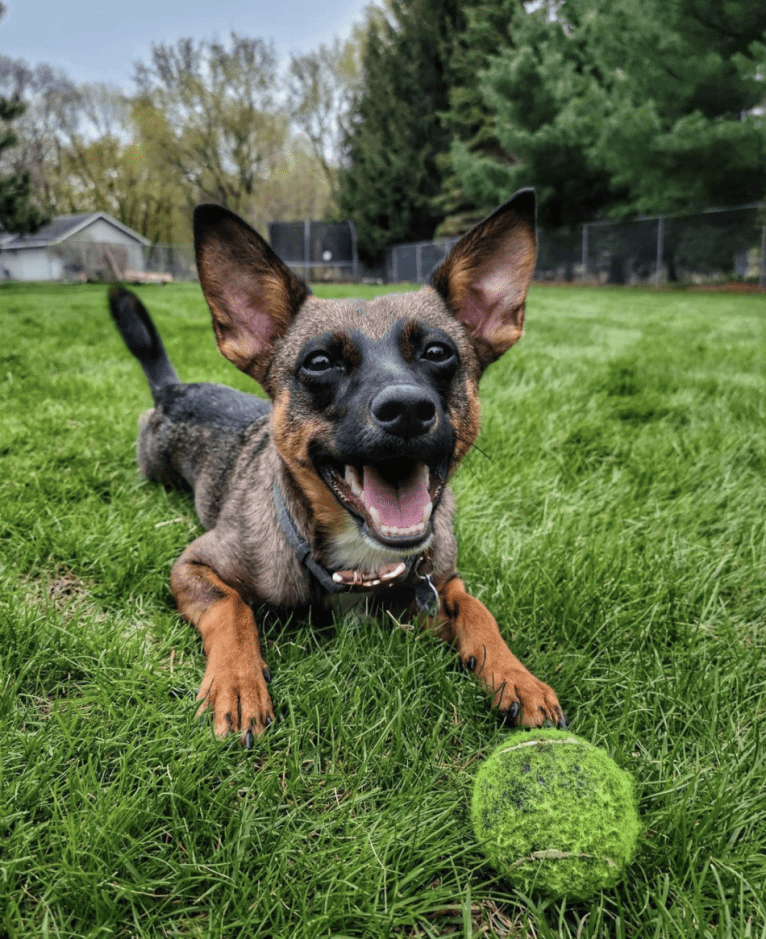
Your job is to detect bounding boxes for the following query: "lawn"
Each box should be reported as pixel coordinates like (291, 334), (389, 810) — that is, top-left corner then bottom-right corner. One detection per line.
(0, 280), (764, 938)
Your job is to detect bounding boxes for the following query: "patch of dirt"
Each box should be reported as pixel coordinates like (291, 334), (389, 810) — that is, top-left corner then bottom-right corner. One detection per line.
(686, 282), (764, 293)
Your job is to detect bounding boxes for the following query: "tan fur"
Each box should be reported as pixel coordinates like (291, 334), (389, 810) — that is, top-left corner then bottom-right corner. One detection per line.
(116, 190), (564, 743)
(437, 577), (561, 725)
(270, 395), (349, 536)
(171, 559), (274, 735)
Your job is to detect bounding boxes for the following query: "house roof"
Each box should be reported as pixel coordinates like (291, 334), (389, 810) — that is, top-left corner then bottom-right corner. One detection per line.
(1, 213), (150, 250)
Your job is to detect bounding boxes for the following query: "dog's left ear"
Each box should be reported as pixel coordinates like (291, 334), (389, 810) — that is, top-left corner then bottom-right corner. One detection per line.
(194, 204), (310, 388)
(431, 188), (537, 369)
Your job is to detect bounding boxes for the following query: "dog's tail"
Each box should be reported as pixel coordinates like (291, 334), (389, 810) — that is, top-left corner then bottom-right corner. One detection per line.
(108, 286), (180, 401)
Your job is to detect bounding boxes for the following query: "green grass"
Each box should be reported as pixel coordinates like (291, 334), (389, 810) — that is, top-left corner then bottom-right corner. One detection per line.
(1, 280), (765, 938)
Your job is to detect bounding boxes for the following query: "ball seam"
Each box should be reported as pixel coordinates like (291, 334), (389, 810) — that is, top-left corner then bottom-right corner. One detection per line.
(508, 849), (618, 870)
(493, 735), (587, 757)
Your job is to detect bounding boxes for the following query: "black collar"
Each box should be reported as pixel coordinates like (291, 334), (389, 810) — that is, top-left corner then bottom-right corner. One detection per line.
(272, 481), (439, 614)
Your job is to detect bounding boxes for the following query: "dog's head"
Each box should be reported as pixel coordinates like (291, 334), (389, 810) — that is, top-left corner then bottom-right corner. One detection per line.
(194, 191), (536, 569)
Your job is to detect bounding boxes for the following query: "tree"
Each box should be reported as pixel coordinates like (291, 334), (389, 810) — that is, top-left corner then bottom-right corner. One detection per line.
(0, 56), (71, 213)
(132, 33), (337, 236)
(448, 2), (626, 230)
(286, 37), (361, 196)
(448, 0), (766, 230)
(337, 0), (469, 261)
(436, 0), (523, 235)
(0, 54), (187, 243)
(0, 4), (50, 234)
(0, 94), (49, 234)
(587, 0), (766, 215)
(133, 35), (289, 217)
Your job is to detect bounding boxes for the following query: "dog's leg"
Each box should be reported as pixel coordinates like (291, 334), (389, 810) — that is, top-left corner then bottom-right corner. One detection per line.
(436, 576), (565, 728)
(171, 534), (274, 740)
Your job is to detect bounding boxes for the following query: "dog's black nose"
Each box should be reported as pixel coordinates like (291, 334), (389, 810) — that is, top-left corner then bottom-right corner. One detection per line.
(370, 385), (437, 439)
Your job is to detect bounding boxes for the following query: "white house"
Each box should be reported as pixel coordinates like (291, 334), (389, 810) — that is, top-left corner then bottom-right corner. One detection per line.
(0, 212), (150, 282)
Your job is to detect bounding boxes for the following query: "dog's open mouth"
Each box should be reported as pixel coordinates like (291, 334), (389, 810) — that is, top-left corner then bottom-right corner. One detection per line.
(317, 455), (443, 547)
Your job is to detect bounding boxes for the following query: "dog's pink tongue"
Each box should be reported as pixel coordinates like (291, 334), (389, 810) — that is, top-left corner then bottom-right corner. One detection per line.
(362, 464), (430, 532)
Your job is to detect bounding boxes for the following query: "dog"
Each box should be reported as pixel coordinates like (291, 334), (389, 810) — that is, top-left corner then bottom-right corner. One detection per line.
(109, 188), (565, 747)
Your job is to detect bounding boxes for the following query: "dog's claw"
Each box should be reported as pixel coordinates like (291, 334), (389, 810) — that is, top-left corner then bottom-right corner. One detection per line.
(465, 655), (477, 671)
(263, 666), (272, 684)
(244, 729), (254, 750)
(557, 712), (567, 729)
(501, 701), (520, 725)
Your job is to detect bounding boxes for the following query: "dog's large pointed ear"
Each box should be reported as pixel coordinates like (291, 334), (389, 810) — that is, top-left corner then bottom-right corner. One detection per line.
(431, 189), (537, 369)
(194, 204), (310, 387)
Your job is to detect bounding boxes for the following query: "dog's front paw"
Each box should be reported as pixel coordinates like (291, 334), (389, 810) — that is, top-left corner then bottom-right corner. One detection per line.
(465, 654), (565, 729)
(494, 666), (566, 729)
(196, 660), (275, 745)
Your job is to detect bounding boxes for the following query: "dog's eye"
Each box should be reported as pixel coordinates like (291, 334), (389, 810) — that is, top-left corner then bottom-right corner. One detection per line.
(422, 342), (453, 364)
(303, 351), (334, 373)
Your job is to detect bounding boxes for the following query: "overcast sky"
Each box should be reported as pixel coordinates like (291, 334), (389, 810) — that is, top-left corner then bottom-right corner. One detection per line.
(2, 0), (371, 88)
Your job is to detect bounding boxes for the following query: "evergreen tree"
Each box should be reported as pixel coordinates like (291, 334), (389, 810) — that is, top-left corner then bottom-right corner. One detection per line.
(450, 2), (619, 230)
(590, 0), (766, 214)
(0, 4), (49, 235)
(337, 0), (468, 261)
(436, 0), (521, 235)
(449, 0), (766, 229)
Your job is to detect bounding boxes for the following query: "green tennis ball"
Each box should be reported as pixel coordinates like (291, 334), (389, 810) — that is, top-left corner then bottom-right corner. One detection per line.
(471, 729), (640, 900)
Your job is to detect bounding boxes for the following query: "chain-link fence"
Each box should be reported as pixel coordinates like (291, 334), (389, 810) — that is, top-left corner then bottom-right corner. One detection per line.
(387, 238), (459, 284)
(388, 203), (766, 288)
(7, 204), (763, 287)
(268, 220), (358, 282)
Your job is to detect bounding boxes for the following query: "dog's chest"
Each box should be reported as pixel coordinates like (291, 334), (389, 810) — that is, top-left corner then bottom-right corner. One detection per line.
(322, 513), (430, 574)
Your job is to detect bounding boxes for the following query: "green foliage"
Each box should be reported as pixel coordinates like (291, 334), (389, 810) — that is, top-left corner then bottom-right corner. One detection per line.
(590, 0), (766, 215)
(132, 35), (291, 224)
(1, 282), (765, 936)
(451, 4), (619, 229)
(0, 95), (49, 235)
(0, 3), (47, 235)
(450, 0), (766, 229)
(1, 34), (340, 244)
(337, 0), (469, 261)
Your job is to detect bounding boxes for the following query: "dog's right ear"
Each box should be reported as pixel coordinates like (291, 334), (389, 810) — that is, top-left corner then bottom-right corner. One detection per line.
(194, 204), (309, 388)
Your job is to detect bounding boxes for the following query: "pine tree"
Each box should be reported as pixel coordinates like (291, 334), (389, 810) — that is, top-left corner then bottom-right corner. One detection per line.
(337, 0), (468, 261)
(0, 3), (49, 235)
(436, 0), (521, 235)
(590, 0), (766, 214)
(448, 0), (766, 229)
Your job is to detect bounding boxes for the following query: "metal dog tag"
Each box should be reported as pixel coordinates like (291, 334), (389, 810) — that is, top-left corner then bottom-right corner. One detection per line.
(415, 573), (440, 618)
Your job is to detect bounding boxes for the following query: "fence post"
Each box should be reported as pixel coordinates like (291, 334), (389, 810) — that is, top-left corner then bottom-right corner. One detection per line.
(304, 220), (311, 281)
(656, 216), (665, 287)
(415, 244), (423, 283)
(581, 223), (589, 280)
(348, 219), (359, 282)
(760, 225), (766, 290)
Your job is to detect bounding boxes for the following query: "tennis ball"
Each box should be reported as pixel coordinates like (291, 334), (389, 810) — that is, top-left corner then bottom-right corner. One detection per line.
(471, 729), (639, 900)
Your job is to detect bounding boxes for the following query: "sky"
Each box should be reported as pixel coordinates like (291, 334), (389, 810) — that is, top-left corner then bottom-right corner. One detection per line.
(1, 0), (371, 89)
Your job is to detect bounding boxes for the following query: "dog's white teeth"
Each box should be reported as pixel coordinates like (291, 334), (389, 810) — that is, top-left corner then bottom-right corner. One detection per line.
(422, 501), (433, 525)
(344, 465), (363, 498)
(369, 506), (382, 530)
(379, 521), (427, 538)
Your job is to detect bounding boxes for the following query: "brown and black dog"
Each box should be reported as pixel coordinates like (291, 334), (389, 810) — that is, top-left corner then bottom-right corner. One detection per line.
(109, 188), (565, 747)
